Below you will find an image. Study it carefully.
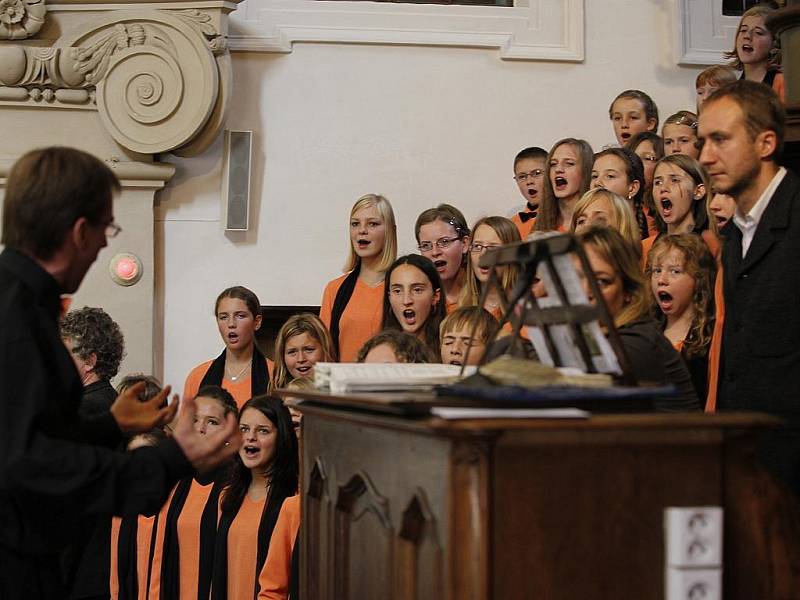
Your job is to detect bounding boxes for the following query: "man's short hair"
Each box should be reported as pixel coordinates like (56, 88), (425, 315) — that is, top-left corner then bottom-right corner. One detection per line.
(706, 80), (786, 160)
(2, 147), (120, 260)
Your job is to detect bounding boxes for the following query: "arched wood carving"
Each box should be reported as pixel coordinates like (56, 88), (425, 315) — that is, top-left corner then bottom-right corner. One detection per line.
(396, 489), (443, 600)
(306, 457), (331, 600)
(334, 471), (393, 599)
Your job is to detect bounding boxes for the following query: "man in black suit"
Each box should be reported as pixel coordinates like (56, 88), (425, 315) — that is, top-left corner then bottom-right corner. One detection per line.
(699, 80), (800, 493)
(0, 147), (240, 598)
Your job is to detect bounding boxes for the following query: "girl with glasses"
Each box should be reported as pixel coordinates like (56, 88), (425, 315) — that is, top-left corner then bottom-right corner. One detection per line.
(414, 204), (470, 313)
(458, 216), (520, 319)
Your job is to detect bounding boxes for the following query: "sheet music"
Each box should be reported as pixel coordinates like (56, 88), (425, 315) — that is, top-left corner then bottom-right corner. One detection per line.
(314, 363), (477, 394)
(430, 407), (590, 419)
(527, 253), (622, 375)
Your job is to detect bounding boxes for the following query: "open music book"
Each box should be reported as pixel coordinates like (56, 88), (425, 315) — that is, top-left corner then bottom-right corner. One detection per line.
(314, 362), (477, 394)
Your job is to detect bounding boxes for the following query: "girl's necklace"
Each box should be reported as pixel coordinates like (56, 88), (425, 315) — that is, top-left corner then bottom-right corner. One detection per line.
(226, 361), (251, 381)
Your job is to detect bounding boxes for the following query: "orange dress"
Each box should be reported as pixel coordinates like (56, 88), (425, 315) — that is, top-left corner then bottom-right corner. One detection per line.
(183, 357), (273, 409)
(145, 488), (176, 600)
(146, 480), (216, 600)
(110, 515), (156, 600)
(319, 273), (385, 362)
(257, 496), (301, 600)
(705, 262), (725, 412)
(226, 494), (268, 599)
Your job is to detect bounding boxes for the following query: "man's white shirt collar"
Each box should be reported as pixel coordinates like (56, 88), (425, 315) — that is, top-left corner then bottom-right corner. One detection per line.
(733, 166), (787, 257)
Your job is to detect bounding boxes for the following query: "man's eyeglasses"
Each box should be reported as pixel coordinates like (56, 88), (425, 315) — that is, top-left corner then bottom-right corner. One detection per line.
(106, 222), (122, 238)
(418, 236), (461, 253)
(514, 169), (545, 182)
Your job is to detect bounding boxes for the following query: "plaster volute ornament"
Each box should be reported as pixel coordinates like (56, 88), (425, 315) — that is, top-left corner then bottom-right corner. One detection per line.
(0, 8), (233, 155)
(0, 0), (45, 40)
(56, 10), (219, 154)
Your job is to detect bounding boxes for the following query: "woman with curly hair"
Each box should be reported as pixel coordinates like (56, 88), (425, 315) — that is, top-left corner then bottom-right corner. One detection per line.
(647, 234), (716, 401)
(356, 330), (435, 364)
(60, 306), (126, 600)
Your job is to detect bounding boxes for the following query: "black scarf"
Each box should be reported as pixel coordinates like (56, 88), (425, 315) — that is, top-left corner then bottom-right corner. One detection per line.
(330, 260), (361, 360)
(159, 473), (225, 600)
(289, 533), (300, 599)
(199, 345), (270, 397)
(211, 487), (290, 600)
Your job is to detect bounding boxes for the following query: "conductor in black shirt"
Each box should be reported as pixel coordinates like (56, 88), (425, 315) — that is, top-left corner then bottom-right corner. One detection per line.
(0, 146), (240, 599)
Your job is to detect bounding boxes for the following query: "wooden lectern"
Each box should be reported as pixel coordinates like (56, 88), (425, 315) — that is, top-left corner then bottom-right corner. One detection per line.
(291, 392), (800, 599)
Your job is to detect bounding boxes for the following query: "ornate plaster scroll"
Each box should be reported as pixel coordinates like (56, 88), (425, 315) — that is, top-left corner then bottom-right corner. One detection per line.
(0, 8), (232, 155)
(56, 10), (219, 154)
(0, 0), (45, 40)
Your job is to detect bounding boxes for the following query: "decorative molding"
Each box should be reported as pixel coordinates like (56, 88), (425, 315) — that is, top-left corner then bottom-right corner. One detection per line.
(0, 0), (46, 40)
(0, 8), (232, 155)
(0, 157), (175, 186)
(675, 0), (739, 66)
(228, 0), (584, 62)
(175, 8), (226, 55)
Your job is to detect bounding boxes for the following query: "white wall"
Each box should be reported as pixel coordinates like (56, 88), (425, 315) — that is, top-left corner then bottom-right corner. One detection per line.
(156, 0), (703, 389)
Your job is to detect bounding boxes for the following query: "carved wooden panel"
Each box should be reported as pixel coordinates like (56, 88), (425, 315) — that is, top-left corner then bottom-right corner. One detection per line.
(395, 490), (443, 600)
(334, 471), (393, 600)
(305, 457), (331, 600)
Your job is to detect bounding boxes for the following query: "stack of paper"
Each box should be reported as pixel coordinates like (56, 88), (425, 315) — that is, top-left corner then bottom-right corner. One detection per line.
(314, 362), (477, 394)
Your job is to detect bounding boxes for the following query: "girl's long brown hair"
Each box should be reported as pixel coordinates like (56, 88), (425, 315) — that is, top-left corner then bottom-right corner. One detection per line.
(646, 234), (716, 358)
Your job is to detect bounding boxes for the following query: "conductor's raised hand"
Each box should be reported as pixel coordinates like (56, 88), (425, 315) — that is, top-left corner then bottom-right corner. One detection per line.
(110, 382), (178, 434)
(172, 394), (241, 474)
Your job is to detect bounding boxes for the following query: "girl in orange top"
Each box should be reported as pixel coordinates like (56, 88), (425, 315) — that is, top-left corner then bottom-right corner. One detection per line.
(212, 395), (298, 600)
(626, 131), (664, 237)
(269, 314), (334, 392)
(724, 5), (786, 103)
(256, 495), (300, 600)
(319, 194), (398, 362)
(184, 287), (271, 408)
(414, 204), (471, 313)
(110, 374), (165, 600)
(647, 234), (717, 402)
(641, 154), (718, 266)
(534, 138), (594, 233)
(383, 254), (447, 361)
(458, 216), (520, 319)
(590, 147), (649, 240)
(149, 386), (238, 600)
